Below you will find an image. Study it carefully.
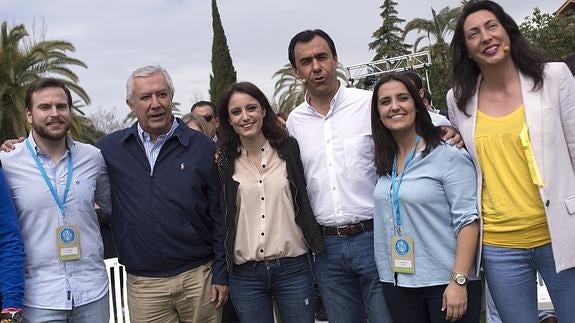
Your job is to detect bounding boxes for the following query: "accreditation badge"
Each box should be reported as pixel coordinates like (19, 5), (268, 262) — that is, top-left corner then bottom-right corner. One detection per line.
(56, 224), (81, 261)
(391, 235), (415, 273)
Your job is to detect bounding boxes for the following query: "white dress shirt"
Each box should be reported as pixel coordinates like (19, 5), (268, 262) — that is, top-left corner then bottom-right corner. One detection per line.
(287, 83), (376, 226)
(0, 133), (111, 310)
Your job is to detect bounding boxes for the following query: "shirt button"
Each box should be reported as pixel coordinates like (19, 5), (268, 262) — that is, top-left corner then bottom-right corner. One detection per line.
(261, 197), (265, 201)
(261, 232), (264, 236)
(262, 164), (266, 168)
(262, 215), (265, 218)
(332, 186), (336, 190)
(261, 148), (264, 152)
(545, 200), (550, 207)
(260, 249), (264, 253)
(259, 180), (263, 183)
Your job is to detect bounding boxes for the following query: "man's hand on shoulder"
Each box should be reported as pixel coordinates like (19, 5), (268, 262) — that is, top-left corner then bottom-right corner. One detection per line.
(1, 137), (25, 152)
(441, 126), (464, 148)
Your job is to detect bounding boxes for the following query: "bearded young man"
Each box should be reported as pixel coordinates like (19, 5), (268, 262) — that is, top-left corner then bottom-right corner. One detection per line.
(0, 78), (111, 323)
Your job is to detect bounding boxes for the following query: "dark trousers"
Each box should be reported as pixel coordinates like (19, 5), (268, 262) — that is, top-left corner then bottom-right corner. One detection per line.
(382, 280), (482, 323)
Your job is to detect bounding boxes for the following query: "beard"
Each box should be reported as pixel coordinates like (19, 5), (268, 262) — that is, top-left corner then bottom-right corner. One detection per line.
(32, 119), (71, 141)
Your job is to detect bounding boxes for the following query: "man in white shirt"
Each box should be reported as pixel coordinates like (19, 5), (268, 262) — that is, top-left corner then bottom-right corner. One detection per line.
(0, 78), (111, 323)
(286, 29), (392, 323)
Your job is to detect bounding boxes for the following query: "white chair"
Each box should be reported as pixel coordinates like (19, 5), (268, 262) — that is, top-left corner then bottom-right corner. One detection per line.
(104, 258), (130, 323)
(537, 272), (553, 311)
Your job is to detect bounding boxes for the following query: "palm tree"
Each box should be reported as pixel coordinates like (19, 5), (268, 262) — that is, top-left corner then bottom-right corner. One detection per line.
(403, 6), (461, 61)
(0, 21), (90, 142)
(272, 63), (350, 114)
(69, 100), (104, 144)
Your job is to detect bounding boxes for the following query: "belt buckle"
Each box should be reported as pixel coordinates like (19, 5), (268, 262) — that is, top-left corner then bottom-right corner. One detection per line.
(336, 225), (348, 236)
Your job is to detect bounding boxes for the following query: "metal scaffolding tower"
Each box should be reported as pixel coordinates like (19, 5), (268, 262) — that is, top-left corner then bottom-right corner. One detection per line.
(346, 51), (433, 91)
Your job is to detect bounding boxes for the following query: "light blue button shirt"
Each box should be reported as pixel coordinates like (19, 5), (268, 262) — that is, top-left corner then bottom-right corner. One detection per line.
(373, 143), (479, 287)
(137, 118), (179, 172)
(0, 133), (111, 309)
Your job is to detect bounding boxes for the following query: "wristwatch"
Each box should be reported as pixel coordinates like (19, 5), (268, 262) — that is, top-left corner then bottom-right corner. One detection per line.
(0, 310), (22, 323)
(451, 273), (468, 286)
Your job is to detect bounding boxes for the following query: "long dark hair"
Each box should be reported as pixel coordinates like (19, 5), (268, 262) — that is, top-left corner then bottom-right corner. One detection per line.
(371, 73), (442, 176)
(449, 0), (545, 115)
(216, 82), (288, 160)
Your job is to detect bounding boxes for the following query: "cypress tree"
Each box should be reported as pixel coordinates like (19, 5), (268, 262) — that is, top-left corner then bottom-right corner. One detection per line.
(209, 0), (237, 104)
(369, 0), (410, 60)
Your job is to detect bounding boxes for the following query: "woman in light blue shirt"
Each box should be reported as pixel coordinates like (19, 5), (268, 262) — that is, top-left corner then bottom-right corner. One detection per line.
(371, 73), (481, 323)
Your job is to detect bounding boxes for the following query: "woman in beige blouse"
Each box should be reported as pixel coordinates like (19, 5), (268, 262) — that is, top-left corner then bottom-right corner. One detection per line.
(215, 82), (324, 323)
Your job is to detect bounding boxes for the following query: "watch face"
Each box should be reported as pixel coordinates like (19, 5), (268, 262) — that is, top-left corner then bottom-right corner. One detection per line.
(456, 276), (466, 284)
(1, 311), (22, 323)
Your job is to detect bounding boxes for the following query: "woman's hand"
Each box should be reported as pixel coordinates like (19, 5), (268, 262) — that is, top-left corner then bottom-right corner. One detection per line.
(442, 282), (468, 321)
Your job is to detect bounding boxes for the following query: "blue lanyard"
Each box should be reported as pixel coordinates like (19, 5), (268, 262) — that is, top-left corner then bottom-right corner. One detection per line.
(390, 135), (421, 235)
(26, 139), (73, 217)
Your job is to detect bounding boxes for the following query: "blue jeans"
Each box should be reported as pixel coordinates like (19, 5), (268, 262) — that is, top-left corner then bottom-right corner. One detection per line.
(23, 292), (109, 323)
(483, 243), (575, 323)
(313, 230), (392, 323)
(229, 254), (315, 323)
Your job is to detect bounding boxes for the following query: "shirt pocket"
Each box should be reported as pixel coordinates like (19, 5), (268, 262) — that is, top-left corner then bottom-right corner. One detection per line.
(73, 176), (96, 212)
(343, 135), (374, 170)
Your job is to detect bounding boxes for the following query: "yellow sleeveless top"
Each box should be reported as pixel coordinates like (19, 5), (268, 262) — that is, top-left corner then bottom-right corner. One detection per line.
(475, 105), (550, 248)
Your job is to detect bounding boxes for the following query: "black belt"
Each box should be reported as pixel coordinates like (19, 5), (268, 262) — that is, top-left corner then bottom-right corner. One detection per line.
(322, 219), (373, 236)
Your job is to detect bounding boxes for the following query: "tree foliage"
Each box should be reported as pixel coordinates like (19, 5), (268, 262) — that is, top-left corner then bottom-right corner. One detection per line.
(403, 6), (461, 62)
(209, 0), (237, 105)
(369, 0), (410, 60)
(519, 7), (575, 60)
(401, 6), (461, 110)
(0, 21), (91, 143)
(90, 106), (128, 135)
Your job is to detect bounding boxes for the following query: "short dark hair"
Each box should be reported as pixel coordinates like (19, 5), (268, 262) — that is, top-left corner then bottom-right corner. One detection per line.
(449, 0), (545, 115)
(423, 89), (433, 103)
(288, 29), (337, 67)
(191, 100), (217, 114)
(216, 82), (288, 159)
(370, 73), (442, 176)
(402, 71), (424, 91)
(25, 78), (73, 110)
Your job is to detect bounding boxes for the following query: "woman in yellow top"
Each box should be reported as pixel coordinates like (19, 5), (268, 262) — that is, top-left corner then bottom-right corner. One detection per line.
(447, 1), (575, 322)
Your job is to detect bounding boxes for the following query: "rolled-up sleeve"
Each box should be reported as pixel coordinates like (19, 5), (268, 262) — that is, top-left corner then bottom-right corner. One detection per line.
(443, 148), (479, 234)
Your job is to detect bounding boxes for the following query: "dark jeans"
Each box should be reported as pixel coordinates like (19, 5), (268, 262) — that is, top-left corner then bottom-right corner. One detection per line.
(229, 254), (315, 323)
(382, 280), (482, 323)
(312, 230), (392, 323)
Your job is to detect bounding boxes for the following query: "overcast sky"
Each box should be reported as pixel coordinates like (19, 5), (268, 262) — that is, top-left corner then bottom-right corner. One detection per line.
(1, 0), (564, 117)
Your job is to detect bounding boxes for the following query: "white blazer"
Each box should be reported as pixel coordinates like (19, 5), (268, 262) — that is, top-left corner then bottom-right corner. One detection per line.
(447, 62), (575, 273)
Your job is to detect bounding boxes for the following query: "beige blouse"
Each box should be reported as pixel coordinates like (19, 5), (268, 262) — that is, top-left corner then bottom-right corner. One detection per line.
(232, 141), (308, 264)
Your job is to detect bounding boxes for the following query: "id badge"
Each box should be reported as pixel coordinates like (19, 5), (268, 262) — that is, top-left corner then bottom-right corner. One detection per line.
(391, 235), (415, 273)
(56, 224), (81, 261)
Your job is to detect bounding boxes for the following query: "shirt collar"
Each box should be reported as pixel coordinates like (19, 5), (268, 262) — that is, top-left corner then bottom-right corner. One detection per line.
(137, 117), (178, 144)
(304, 81), (345, 115)
(27, 132), (74, 156)
(240, 140), (271, 157)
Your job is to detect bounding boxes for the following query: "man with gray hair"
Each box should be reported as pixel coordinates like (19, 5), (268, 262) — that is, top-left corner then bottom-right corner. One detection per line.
(96, 65), (228, 323)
